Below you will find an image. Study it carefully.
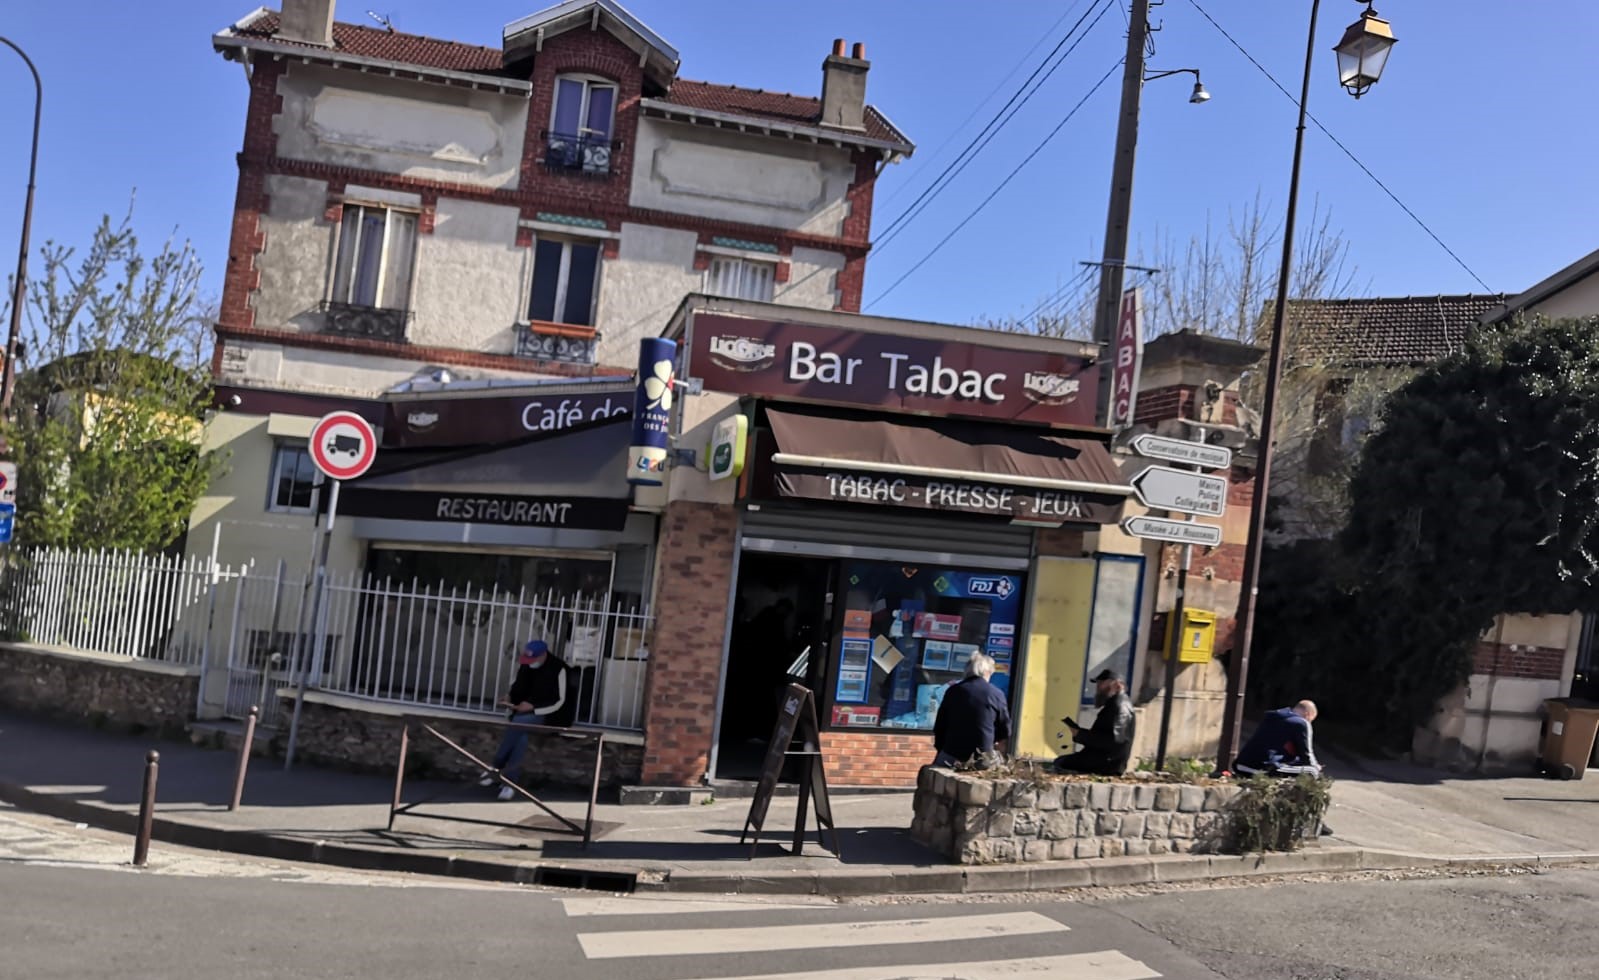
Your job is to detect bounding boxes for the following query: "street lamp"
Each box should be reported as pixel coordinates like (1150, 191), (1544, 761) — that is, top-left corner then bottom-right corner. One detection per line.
(0, 36), (41, 418)
(1146, 68), (1212, 105)
(1216, 0), (1396, 772)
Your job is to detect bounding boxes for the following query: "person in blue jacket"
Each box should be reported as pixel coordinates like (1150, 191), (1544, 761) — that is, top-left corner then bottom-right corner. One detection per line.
(1234, 700), (1321, 776)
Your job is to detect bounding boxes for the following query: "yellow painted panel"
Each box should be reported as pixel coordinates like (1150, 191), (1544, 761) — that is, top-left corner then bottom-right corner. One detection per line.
(1016, 557), (1097, 759)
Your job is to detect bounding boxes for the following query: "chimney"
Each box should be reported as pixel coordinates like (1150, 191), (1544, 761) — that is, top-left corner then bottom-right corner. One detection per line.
(820, 38), (870, 132)
(278, 0), (337, 48)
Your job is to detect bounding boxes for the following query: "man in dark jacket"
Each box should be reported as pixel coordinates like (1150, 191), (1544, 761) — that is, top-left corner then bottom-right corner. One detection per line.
(1054, 669), (1136, 775)
(932, 653), (1011, 769)
(1234, 700), (1321, 776)
(480, 640), (570, 799)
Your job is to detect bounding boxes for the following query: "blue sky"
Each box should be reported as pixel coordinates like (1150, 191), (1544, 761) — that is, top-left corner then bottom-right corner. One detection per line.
(0, 0), (1594, 329)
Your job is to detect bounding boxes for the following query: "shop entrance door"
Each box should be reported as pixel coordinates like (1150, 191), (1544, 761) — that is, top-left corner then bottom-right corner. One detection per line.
(717, 551), (834, 780)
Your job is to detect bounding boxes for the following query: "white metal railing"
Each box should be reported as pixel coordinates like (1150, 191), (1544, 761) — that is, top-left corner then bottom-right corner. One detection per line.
(0, 547), (653, 732)
(313, 571), (653, 731)
(0, 547), (217, 665)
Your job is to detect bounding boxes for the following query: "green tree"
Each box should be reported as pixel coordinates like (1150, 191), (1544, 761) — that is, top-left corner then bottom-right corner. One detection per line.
(1256, 316), (1599, 746)
(1, 207), (217, 551)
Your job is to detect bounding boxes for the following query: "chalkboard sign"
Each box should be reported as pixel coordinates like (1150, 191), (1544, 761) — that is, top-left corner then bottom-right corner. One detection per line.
(740, 684), (839, 858)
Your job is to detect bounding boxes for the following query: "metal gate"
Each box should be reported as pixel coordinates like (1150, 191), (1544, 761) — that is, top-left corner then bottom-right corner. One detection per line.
(218, 561), (312, 729)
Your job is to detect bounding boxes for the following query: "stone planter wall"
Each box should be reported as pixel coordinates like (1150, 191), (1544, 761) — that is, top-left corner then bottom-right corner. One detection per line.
(911, 767), (1244, 864)
(0, 643), (199, 737)
(275, 691), (644, 789)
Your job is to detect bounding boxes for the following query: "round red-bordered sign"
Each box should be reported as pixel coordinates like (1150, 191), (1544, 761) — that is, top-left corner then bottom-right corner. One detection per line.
(309, 411), (378, 482)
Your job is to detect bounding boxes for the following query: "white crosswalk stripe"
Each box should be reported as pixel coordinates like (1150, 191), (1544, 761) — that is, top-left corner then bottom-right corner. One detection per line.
(560, 896), (832, 917)
(576, 910), (1068, 959)
(688, 951), (1161, 980)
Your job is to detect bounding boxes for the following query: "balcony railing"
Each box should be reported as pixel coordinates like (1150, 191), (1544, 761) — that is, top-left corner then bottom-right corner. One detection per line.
(542, 130), (620, 177)
(518, 321), (599, 365)
(322, 301), (412, 343)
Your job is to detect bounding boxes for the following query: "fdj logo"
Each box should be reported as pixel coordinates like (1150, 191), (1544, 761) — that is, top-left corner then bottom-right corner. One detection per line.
(932, 575), (952, 594)
(968, 576), (1015, 599)
(713, 442), (732, 471)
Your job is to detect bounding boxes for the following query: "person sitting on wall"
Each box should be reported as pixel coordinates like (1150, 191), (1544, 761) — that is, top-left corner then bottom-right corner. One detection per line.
(1054, 670), (1136, 775)
(1234, 700), (1322, 777)
(479, 640), (570, 801)
(932, 653), (1011, 770)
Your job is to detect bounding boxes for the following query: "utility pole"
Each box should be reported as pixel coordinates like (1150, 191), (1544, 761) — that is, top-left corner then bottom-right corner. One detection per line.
(0, 37), (42, 418)
(1091, 0), (1151, 426)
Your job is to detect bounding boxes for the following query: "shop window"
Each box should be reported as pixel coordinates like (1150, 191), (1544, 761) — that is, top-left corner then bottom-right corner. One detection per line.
(330, 204), (418, 311)
(267, 444), (318, 515)
(825, 560), (1026, 732)
(529, 238), (602, 327)
(705, 256), (775, 302)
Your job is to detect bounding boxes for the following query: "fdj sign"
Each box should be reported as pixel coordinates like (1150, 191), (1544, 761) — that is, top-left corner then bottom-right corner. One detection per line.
(966, 576), (1016, 600)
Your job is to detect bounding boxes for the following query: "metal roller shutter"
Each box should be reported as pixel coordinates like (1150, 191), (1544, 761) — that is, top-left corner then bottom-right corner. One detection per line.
(740, 504), (1035, 570)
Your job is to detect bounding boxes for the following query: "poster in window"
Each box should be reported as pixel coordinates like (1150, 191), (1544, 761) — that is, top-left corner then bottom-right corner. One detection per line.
(922, 640), (953, 671)
(884, 660), (916, 721)
(835, 668), (869, 703)
(839, 638), (872, 672)
(913, 612), (962, 640)
(843, 608), (872, 632)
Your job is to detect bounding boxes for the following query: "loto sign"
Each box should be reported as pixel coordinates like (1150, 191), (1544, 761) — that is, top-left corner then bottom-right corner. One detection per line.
(686, 313), (1098, 428)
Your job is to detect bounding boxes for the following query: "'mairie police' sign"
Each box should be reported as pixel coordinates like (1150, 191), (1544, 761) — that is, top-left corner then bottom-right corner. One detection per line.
(1131, 465), (1227, 517)
(1131, 433), (1232, 470)
(1122, 515), (1223, 547)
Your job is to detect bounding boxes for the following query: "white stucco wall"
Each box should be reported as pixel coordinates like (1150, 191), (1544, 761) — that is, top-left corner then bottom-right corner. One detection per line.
(595, 223), (701, 365)
(275, 63), (527, 189)
(1525, 275), (1599, 320)
(409, 198), (526, 352)
(255, 175), (334, 333)
(217, 338), (557, 397)
(777, 246), (845, 310)
(630, 117), (856, 235)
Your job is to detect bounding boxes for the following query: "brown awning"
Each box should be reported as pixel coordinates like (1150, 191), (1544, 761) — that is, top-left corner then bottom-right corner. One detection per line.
(763, 405), (1130, 526)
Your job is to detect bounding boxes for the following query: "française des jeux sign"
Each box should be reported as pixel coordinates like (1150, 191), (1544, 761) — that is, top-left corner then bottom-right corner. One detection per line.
(687, 314), (1098, 428)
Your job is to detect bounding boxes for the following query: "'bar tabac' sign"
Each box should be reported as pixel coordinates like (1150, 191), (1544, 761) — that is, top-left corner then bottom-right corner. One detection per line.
(686, 314), (1099, 428)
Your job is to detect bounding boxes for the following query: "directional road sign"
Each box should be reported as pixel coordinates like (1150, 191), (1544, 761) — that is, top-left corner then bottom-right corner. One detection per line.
(309, 411), (377, 482)
(1130, 465), (1227, 517)
(1122, 515), (1223, 548)
(1131, 433), (1232, 470)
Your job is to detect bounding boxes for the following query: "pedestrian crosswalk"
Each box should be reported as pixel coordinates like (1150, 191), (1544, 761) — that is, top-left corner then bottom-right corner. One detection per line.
(558, 895), (1164, 980)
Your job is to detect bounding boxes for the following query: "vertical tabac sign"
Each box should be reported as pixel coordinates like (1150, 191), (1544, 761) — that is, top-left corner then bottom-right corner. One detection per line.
(1108, 287), (1145, 428)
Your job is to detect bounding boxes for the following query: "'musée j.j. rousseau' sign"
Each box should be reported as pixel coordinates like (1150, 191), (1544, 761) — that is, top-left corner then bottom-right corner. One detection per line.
(687, 314), (1099, 428)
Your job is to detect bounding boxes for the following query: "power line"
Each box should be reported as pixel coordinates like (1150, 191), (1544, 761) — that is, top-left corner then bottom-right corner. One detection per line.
(878, 0), (1093, 207)
(871, 0), (1116, 256)
(1186, 0), (1493, 292)
(866, 60), (1124, 310)
(1018, 264), (1098, 328)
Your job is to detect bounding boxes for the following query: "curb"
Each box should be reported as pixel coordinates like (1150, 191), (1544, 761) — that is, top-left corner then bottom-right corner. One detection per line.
(4, 779), (1592, 898)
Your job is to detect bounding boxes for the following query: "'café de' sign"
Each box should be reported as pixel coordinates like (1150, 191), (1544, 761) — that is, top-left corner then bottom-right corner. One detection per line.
(685, 314), (1099, 429)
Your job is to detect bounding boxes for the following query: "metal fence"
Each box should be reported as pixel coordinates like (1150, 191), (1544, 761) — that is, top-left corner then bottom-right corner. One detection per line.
(0, 547), (217, 665)
(0, 547), (653, 733)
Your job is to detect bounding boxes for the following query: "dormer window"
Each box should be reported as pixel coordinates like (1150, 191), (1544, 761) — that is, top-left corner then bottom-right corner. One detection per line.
(545, 75), (617, 175)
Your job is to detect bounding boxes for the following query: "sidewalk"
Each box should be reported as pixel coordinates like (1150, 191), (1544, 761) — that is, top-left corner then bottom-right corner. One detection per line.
(2, 711), (1595, 896)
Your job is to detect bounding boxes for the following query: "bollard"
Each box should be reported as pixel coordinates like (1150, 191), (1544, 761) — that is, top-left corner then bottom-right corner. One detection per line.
(133, 750), (159, 867)
(229, 706), (259, 812)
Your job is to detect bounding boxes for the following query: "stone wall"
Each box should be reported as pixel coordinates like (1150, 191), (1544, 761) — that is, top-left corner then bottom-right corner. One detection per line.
(0, 643), (199, 736)
(911, 768), (1242, 864)
(276, 692), (643, 789)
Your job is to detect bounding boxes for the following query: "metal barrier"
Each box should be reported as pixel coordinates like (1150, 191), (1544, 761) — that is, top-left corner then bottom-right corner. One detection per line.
(387, 716), (604, 846)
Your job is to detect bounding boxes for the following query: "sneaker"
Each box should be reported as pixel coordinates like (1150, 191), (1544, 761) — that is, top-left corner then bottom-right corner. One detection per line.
(1319, 823), (1334, 837)
(477, 770), (497, 788)
(497, 785), (516, 802)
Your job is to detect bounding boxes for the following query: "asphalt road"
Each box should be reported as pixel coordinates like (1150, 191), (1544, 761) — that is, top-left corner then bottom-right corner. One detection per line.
(4, 805), (1598, 980)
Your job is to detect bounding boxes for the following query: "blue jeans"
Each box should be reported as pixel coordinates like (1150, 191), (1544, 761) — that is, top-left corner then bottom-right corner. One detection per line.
(491, 713), (539, 782)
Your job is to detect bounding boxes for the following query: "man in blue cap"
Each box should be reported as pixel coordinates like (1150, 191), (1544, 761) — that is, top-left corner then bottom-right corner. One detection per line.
(480, 639), (569, 800)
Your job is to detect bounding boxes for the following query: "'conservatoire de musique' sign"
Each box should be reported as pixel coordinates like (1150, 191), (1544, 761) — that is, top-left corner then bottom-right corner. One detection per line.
(685, 314), (1098, 428)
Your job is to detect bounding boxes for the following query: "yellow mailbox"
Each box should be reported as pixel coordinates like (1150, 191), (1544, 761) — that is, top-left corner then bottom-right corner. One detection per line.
(1164, 608), (1217, 663)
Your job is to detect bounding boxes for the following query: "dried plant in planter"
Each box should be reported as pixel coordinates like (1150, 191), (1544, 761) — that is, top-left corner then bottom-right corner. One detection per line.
(1225, 774), (1333, 853)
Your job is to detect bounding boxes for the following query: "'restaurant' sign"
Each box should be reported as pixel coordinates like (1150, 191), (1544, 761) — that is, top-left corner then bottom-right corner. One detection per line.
(339, 487), (630, 531)
(687, 314), (1098, 428)
(773, 468), (1122, 525)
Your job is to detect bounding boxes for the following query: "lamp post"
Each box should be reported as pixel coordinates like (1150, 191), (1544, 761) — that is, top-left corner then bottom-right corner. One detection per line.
(1216, 1), (1396, 771)
(0, 36), (41, 417)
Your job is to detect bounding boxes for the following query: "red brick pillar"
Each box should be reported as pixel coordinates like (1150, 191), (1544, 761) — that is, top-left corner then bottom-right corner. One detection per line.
(640, 500), (740, 785)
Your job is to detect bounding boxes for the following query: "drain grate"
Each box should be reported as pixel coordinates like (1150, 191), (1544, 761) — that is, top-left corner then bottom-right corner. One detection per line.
(533, 866), (637, 893)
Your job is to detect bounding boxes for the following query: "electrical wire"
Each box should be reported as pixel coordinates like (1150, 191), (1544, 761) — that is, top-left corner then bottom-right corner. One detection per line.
(870, 0), (1116, 256)
(879, 0), (1093, 207)
(865, 60), (1124, 310)
(1186, 0), (1493, 292)
(1018, 264), (1098, 329)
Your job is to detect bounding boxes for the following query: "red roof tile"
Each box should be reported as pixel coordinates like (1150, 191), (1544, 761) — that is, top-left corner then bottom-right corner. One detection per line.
(660, 79), (908, 146)
(1285, 295), (1508, 367)
(232, 11), (507, 76)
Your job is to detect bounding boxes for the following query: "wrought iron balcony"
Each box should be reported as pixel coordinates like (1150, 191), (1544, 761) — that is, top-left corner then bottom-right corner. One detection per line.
(542, 130), (619, 177)
(518, 322), (599, 365)
(322, 301), (412, 343)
